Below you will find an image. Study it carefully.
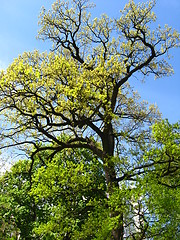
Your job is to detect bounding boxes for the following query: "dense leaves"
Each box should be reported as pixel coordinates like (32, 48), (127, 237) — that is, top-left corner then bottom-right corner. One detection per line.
(0, 148), (107, 239)
(31, 148), (106, 239)
(0, 160), (37, 239)
(0, 121), (179, 239)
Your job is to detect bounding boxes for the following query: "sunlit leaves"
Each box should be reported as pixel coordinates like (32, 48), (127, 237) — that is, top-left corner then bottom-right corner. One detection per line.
(147, 120), (180, 188)
(0, 0), (179, 158)
(30, 148), (106, 239)
(0, 1), (179, 238)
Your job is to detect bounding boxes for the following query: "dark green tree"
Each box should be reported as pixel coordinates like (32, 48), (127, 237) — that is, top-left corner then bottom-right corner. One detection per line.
(0, 159), (47, 240)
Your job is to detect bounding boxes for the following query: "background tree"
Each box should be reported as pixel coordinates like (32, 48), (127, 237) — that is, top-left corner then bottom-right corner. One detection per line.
(0, 159), (46, 240)
(144, 120), (180, 239)
(0, 0), (179, 239)
(123, 120), (180, 239)
(0, 148), (106, 240)
(31, 148), (106, 240)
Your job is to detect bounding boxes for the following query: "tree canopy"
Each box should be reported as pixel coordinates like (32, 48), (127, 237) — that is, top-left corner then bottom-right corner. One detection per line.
(0, 0), (179, 239)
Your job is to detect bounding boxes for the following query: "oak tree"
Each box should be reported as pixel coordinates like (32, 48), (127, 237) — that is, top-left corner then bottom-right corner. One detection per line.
(0, 0), (179, 239)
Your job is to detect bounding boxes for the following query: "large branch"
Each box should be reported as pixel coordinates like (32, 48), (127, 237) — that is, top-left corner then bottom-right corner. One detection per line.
(111, 35), (156, 112)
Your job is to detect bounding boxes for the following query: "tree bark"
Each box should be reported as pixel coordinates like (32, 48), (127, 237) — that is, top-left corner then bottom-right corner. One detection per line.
(102, 123), (124, 240)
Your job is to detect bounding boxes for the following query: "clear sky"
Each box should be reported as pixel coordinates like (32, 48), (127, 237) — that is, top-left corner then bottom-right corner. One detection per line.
(0, 0), (180, 122)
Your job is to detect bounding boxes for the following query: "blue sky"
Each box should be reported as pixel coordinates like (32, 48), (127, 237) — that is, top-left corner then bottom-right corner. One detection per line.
(0, 0), (180, 122)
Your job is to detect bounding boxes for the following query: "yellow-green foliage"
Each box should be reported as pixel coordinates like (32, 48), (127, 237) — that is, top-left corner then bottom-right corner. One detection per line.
(0, 0), (179, 155)
(0, 1), (179, 239)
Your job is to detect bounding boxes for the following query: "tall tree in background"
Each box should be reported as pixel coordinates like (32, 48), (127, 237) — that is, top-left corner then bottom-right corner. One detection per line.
(0, 0), (179, 239)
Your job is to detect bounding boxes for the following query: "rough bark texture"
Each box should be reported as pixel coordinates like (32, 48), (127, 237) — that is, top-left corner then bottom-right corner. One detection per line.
(102, 123), (124, 240)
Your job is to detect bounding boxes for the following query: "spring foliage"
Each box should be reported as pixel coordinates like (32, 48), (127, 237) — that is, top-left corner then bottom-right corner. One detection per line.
(0, 121), (179, 239)
(0, 0), (179, 239)
(0, 0), (179, 158)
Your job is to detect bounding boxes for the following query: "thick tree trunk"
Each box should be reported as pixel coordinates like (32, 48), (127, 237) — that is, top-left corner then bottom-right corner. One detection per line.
(104, 163), (124, 240)
(102, 123), (124, 240)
